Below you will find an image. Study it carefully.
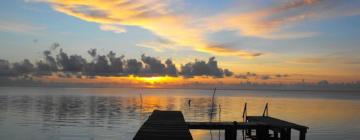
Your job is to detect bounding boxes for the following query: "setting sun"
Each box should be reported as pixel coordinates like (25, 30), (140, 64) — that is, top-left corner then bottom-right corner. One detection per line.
(127, 76), (178, 85)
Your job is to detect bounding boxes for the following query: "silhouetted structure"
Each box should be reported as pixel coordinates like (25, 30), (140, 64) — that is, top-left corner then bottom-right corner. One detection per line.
(133, 110), (193, 140)
(133, 110), (308, 140)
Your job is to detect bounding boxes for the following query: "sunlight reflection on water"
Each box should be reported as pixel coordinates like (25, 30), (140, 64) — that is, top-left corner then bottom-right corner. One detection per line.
(0, 87), (359, 140)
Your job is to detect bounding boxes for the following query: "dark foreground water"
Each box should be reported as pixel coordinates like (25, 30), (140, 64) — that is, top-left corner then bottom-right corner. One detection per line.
(0, 87), (359, 140)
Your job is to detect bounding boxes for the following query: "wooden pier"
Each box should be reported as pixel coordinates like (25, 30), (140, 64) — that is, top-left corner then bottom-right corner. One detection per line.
(133, 110), (308, 140)
(133, 110), (193, 140)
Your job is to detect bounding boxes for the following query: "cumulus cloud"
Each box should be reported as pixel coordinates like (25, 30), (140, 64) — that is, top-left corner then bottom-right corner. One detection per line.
(141, 54), (165, 75)
(87, 48), (97, 58)
(125, 59), (143, 75)
(0, 46), (234, 78)
(180, 57), (233, 78)
(100, 24), (126, 33)
(107, 51), (125, 74)
(12, 59), (34, 75)
(0, 59), (12, 77)
(165, 59), (177, 76)
(224, 69), (234, 77)
(43, 50), (58, 71)
(57, 49), (87, 72)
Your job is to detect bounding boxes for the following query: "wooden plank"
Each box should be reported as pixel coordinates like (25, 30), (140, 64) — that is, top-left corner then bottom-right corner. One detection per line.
(187, 121), (265, 130)
(133, 110), (193, 140)
(247, 116), (308, 131)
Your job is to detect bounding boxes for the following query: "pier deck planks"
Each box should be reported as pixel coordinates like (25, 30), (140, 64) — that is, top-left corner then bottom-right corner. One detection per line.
(133, 110), (193, 140)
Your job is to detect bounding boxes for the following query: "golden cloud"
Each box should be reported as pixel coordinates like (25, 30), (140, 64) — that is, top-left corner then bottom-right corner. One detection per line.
(31, 0), (359, 56)
(100, 24), (126, 33)
(32, 0), (262, 58)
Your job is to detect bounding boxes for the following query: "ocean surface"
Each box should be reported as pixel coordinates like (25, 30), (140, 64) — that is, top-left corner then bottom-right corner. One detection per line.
(0, 87), (359, 140)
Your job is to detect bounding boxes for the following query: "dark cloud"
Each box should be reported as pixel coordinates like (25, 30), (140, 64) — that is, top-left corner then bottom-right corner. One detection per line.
(235, 72), (290, 80)
(43, 50), (58, 71)
(107, 51), (124, 74)
(35, 60), (52, 76)
(318, 80), (329, 85)
(235, 74), (248, 79)
(87, 48), (97, 58)
(125, 59), (142, 75)
(235, 72), (257, 79)
(180, 63), (193, 78)
(208, 57), (224, 77)
(260, 75), (271, 80)
(246, 72), (257, 77)
(12, 59), (34, 76)
(180, 57), (232, 78)
(224, 69), (234, 77)
(141, 54), (165, 75)
(165, 59), (177, 76)
(275, 74), (289, 78)
(33, 43), (60, 75)
(51, 42), (60, 51)
(57, 49), (87, 72)
(0, 59), (11, 77)
(1, 46), (233, 78)
(93, 55), (110, 75)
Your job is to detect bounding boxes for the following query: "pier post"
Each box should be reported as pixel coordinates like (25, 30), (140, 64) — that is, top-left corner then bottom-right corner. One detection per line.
(256, 125), (268, 140)
(225, 121), (237, 140)
(280, 128), (291, 140)
(299, 130), (307, 140)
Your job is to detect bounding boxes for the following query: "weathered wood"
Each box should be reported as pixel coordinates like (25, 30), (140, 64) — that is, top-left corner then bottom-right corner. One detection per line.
(299, 130), (307, 140)
(134, 110), (308, 140)
(247, 116), (308, 131)
(255, 125), (269, 140)
(280, 128), (291, 140)
(225, 121), (238, 140)
(133, 110), (193, 140)
(187, 121), (263, 129)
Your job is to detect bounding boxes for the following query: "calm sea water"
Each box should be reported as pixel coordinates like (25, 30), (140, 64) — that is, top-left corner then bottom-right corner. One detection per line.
(0, 87), (359, 140)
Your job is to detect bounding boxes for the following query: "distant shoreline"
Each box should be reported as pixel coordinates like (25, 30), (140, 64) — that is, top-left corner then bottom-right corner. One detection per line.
(1, 85), (359, 93)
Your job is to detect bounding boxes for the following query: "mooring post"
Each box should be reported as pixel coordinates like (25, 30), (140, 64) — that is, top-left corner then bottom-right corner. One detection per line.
(225, 121), (237, 140)
(287, 128), (291, 140)
(280, 128), (291, 140)
(256, 124), (268, 140)
(299, 129), (307, 140)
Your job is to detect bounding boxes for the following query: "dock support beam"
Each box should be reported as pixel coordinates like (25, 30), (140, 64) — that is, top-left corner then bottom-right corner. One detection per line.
(256, 125), (269, 140)
(280, 128), (291, 140)
(225, 121), (237, 140)
(299, 130), (307, 140)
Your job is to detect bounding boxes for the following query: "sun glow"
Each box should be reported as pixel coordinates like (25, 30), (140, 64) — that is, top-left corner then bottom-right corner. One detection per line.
(131, 76), (178, 85)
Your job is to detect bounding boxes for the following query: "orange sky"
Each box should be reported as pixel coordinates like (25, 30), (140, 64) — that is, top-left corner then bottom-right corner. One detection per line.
(34, 74), (359, 89)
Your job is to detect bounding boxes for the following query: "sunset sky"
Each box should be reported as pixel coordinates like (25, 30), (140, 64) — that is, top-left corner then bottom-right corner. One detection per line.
(1, 0), (360, 85)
